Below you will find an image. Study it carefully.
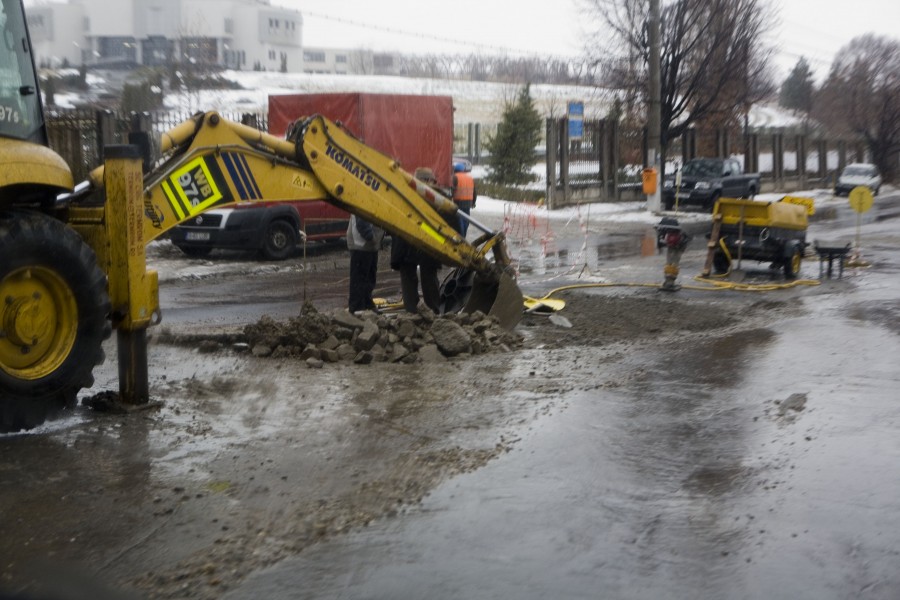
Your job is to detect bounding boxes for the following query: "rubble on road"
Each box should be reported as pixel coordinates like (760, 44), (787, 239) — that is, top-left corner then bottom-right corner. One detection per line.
(159, 301), (525, 365)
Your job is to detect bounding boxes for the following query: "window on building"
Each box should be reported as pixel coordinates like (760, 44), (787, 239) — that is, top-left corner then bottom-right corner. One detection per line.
(303, 51), (325, 63)
(373, 54), (393, 69)
(182, 37), (217, 64)
(336, 55), (347, 63)
(141, 37), (174, 67)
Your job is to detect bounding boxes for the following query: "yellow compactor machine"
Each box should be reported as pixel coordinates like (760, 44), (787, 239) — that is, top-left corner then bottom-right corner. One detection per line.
(0, 0), (522, 431)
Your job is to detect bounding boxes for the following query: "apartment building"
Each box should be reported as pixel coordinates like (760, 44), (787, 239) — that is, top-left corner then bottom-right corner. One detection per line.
(26, 0), (303, 72)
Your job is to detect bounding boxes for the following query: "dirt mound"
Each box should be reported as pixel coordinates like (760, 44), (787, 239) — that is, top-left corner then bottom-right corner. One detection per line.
(163, 301), (524, 365)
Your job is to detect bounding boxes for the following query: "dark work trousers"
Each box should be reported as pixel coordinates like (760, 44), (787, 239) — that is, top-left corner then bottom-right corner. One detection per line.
(454, 201), (473, 236)
(349, 250), (379, 312)
(399, 263), (441, 313)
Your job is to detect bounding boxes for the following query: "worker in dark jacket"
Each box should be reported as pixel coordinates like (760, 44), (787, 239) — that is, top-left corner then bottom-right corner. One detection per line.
(347, 214), (384, 312)
(391, 168), (442, 313)
(451, 162), (476, 236)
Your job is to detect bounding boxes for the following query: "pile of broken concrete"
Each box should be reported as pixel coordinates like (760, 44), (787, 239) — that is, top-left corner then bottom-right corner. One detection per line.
(240, 302), (524, 368)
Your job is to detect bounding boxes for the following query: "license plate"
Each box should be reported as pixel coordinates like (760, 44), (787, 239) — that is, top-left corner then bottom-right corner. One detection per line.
(185, 232), (210, 241)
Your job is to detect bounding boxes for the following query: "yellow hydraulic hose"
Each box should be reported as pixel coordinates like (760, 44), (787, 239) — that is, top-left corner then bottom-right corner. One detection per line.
(523, 263), (822, 311)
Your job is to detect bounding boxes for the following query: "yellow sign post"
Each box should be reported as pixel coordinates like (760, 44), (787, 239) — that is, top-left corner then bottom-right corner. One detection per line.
(847, 186), (874, 267)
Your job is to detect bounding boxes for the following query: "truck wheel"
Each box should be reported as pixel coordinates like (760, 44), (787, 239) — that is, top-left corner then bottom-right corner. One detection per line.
(705, 193), (720, 212)
(260, 219), (297, 261)
(783, 246), (802, 279)
(712, 252), (731, 274)
(0, 212), (111, 432)
(176, 244), (213, 258)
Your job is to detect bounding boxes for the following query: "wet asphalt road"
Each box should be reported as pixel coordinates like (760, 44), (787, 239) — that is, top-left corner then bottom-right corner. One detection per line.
(227, 282), (900, 599)
(222, 195), (900, 599)
(3, 192), (900, 599)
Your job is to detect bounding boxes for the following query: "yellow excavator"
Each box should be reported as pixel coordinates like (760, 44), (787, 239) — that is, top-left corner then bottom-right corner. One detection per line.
(0, 0), (522, 432)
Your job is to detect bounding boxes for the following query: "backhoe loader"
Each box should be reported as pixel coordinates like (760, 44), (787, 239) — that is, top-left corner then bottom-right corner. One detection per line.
(0, 0), (522, 432)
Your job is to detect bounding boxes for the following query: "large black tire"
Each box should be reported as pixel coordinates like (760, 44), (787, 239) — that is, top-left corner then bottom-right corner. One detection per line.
(259, 219), (297, 261)
(783, 245), (803, 280)
(705, 192), (721, 212)
(712, 251), (731, 274)
(0, 212), (111, 432)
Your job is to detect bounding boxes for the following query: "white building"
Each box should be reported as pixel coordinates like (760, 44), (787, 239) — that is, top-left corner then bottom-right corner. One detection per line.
(27, 0), (303, 72)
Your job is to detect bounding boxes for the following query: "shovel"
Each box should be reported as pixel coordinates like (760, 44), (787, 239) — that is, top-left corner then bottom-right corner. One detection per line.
(439, 267), (524, 330)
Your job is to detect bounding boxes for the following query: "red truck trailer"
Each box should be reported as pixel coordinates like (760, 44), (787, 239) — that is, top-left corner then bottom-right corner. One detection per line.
(170, 93), (455, 259)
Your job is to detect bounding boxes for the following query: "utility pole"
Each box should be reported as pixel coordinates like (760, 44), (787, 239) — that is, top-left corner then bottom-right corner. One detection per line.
(647, 0), (662, 213)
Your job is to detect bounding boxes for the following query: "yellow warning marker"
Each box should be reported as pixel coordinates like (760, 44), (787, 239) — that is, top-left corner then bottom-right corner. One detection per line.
(847, 186), (874, 267)
(848, 186), (874, 213)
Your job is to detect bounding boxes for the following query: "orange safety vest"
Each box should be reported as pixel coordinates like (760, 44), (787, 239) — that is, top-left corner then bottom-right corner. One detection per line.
(452, 172), (475, 202)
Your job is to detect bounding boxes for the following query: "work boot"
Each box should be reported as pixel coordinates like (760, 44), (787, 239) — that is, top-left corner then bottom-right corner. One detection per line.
(660, 263), (681, 292)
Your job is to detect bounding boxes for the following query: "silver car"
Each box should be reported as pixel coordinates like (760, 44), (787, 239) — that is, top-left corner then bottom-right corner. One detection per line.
(835, 163), (882, 196)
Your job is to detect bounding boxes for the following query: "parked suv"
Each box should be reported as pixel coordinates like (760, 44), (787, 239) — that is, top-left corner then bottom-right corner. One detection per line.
(834, 163), (881, 196)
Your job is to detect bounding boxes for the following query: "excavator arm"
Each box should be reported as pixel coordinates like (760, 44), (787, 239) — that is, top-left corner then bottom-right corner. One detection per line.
(75, 111), (522, 326)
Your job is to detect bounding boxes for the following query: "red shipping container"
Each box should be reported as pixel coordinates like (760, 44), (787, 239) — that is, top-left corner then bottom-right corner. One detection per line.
(268, 93), (455, 188)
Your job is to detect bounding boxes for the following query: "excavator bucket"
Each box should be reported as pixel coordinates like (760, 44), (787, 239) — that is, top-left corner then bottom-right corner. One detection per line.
(439, 268), (524, 330)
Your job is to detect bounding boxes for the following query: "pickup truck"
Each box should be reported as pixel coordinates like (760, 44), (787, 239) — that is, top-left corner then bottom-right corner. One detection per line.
(663, 157), (760, 211)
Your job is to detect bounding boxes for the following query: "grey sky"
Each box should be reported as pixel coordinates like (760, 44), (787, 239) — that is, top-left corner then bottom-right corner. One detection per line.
(23, 0), (900, 81)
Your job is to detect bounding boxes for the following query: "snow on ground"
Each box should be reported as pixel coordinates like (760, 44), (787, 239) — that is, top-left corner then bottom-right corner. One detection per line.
(52, 69), (806, 131)
(148, 182), (885, 285)
(159, 70), (609, 125)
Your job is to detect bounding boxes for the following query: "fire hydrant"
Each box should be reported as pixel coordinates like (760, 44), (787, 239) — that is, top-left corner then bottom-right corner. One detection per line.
(655, 217), (691, 292)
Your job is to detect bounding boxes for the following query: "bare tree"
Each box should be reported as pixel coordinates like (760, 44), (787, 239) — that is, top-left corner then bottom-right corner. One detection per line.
(581, 0), (776, 172)
(814, 34), (900, 181)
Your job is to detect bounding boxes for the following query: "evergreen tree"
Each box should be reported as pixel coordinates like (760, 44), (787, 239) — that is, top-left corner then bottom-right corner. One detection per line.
(779, 57), (815, 113)
(121, 79), (163, 113)
(485, 83), (542, 185)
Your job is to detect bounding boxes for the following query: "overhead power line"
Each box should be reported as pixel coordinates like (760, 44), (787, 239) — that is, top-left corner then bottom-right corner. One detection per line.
(298, 9), (579, 61)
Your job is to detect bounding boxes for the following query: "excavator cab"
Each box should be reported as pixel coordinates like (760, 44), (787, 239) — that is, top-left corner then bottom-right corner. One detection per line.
(0, 0), (72, 195)
(0, 0), (46, 145)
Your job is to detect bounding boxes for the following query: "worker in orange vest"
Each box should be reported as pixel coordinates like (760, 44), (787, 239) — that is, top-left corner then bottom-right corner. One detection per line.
(451, 162), (476, 236)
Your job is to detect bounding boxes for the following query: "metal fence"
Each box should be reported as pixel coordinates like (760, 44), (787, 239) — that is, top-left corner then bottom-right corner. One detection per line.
(45, 108), (268, 182)
(45, 109), (869, 209)
(545, 117), (869, 208)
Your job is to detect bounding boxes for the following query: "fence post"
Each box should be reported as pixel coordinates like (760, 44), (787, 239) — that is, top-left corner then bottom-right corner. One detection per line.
(797, 134), (806, 188)
(611, 119), (620, 201)
(467, 123), (474, 164)
(682, 129), (696, 164)
(559, 118), (570, 206)
(774, 133), (784, 188)
(474, 123), (481, 165)
(641, 126), (649, 167)
(545, 118), (557, 209)
(128, 112), (154, 172)
(717, 128), (730, 157)
(96, 109), (117, 160)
